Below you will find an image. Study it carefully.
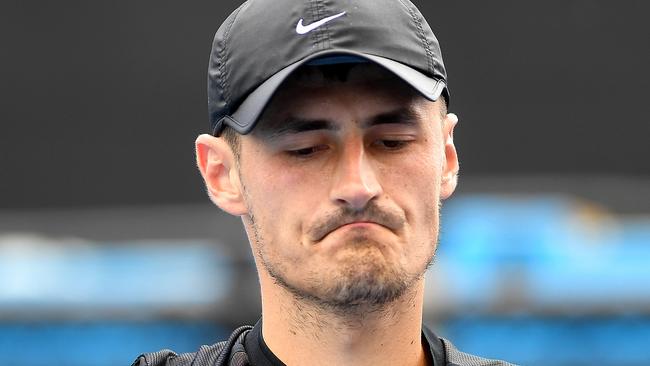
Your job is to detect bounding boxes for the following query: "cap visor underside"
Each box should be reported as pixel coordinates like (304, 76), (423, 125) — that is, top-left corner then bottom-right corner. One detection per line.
(222, 50), (446, 135)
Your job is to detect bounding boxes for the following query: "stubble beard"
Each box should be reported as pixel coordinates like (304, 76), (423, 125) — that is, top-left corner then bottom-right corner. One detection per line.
(247, 208), (439, 315)
(238, 168), (440, 315)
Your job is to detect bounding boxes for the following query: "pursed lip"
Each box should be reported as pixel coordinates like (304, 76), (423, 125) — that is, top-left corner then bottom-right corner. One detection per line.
(338, 221), (380, 229)
(308, 205), (406, 243)
(314, 219), (390, 242)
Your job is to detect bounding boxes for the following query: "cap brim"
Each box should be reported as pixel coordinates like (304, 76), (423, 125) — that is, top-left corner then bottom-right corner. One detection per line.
(216, 50), (447, 135)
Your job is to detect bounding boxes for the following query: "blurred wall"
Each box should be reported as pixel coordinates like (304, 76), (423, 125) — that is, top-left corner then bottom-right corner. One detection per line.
(1, 1), (649, 365)
(1, 0), (648, 209)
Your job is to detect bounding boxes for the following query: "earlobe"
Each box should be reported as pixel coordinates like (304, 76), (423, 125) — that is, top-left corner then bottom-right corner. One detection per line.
(440, 113), (459, 200)
(195, 134), (248, 215)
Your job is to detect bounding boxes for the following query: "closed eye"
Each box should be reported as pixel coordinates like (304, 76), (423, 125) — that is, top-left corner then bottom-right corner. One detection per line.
(373, 139), (411, 150)
(286, 145), (328, 157)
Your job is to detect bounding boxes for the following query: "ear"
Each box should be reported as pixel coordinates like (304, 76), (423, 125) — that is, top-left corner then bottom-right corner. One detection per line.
(195, 134), (248, 215)
(440, 113), (459, 200)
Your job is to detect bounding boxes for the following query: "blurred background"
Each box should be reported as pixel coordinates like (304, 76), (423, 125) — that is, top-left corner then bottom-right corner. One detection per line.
(1, 0), (648, 365)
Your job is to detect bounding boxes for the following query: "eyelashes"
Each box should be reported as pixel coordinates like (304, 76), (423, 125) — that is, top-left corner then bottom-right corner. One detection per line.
(286, 145), (329, 157)
(285, 138), (413, 159)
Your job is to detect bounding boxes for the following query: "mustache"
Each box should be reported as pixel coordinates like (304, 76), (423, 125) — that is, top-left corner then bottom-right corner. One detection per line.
(308, 202), (405, 242)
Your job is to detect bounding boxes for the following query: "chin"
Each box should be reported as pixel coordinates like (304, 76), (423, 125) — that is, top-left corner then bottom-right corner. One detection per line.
(264, 235), (433, 311)
(311, 245), (413, 309)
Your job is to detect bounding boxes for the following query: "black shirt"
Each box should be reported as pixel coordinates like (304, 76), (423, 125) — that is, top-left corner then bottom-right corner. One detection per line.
(244, 319), (446, 366)
(132, 319), (515, 366)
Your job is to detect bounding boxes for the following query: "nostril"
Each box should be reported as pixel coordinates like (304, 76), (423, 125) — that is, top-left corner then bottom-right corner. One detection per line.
(331, 178), (382, 210)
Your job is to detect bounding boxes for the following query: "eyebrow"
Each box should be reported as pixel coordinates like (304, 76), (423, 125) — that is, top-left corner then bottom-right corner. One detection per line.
(259, 107), (421, 140)
(362, 107), (420, 128)
(261, 118), (339, 140)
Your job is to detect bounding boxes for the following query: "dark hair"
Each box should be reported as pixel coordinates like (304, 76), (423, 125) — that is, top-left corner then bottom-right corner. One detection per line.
(220, 125), (241, 163)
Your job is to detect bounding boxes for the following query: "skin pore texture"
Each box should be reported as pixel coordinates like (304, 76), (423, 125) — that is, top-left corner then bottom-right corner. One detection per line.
(196, 64), (459, 366)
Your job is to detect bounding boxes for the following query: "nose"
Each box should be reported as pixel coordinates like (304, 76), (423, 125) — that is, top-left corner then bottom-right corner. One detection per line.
(329, 141), (383, 210)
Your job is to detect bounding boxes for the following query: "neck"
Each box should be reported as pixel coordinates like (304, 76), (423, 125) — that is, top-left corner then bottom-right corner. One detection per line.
(259, 273), (429, 366)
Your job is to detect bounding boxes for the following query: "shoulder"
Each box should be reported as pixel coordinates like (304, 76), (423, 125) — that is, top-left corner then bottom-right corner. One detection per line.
(441, 337), (518, 366)
(422, 324), (517, 366)
(131, 325), (253, 366)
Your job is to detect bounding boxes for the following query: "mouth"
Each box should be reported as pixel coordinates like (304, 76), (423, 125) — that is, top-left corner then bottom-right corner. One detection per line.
(315, 220), (387, 242)
(309, 205), (406, 243)
(339, 221), (380, 229)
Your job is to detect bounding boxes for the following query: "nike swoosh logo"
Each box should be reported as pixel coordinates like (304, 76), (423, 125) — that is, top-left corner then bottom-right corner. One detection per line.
(296, 11), (346, 35)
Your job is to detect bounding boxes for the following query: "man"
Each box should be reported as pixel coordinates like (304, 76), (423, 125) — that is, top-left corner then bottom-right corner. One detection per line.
(134, 0), (514, 365)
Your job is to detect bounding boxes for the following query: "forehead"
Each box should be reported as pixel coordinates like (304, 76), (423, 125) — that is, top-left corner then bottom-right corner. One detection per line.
(253, 63), (436, 134)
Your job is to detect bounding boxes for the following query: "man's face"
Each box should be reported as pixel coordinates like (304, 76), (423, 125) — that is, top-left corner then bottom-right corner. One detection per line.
(233, 65), (457, 310)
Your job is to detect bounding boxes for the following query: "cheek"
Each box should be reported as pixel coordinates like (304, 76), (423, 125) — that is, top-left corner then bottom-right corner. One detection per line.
(414, 156), (442, 223)
(384, 150), (441, 197)
(381, 153), (441, 235)
(255, 163), (328, 202)
(241, 157), (327, 239)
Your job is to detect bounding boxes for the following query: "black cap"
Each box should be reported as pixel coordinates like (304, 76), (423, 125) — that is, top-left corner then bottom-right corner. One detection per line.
(208, 0), (449, 135)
